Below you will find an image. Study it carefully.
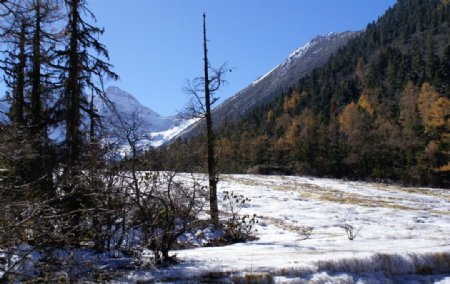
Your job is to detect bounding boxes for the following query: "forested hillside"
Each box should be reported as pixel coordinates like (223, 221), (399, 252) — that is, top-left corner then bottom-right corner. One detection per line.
(156, 0), (449, 187)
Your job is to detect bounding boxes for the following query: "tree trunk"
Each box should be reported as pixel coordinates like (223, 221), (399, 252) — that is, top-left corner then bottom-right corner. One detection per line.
(12, 20), (26, 126)
(11, 20), (27, 187)
(31, 1), (42, 131)
(66, 0), (82, 168)
(30, 1), (54, 197)
(203, 13), (219, 227)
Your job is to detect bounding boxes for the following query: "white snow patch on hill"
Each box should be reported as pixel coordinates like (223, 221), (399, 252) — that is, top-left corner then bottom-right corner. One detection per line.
(252, 65), (278, 86)
(149, 118), (200, 147)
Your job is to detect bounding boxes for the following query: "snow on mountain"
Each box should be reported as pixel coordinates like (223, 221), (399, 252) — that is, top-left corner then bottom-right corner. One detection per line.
(251, 65), (278, 86)
(177, 31), (358, 140)
(150, 117), (200, 147)
(100, 86), (195, 148)
(247, 31), (356, 92)
(102, 86), (160, 116)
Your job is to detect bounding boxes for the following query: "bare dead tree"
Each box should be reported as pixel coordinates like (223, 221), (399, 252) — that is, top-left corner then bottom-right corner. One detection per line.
(184, 13), (231, 227)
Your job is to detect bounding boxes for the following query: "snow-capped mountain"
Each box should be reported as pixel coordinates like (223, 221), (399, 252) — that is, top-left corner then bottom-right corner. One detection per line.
(100, 86), (195, 147)
(100, 86), (160, 119)
(100, 86), (177, 133)
(176, 31), (358, 139)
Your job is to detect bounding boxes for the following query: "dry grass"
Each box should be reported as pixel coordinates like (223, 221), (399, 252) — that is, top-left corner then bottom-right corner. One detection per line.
(271, 181), (415, 210)
(274, 252), (450, 278)
(262, 216), (313, 239)
(231, 272), (274, 284)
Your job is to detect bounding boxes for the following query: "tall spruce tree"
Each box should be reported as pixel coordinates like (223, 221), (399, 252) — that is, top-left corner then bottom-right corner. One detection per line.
(28, 0), (62, 196)
(60, 0), (117, 175)
(55, 0), (117, 242)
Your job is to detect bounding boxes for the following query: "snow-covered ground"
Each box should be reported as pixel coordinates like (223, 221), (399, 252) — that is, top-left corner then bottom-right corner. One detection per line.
(123, 174), (450, 283)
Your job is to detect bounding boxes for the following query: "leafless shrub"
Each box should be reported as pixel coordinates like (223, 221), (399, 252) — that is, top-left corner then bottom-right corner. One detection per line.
(339, 211), (362, 241)
(334, 191), (363, 241)
(221, 191), (258, 243)
(129, 172), (208, 263)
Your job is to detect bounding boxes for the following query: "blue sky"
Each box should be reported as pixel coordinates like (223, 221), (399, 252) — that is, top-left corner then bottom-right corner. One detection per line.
(88, 0), (396, 116)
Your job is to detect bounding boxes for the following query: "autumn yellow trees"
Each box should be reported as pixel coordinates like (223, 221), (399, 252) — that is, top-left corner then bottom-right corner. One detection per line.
(417, 83), (450, 176)
(418, 83), (450, 134)
(338, 95), (372, 177)
(334, 82), (448, 183)
(160, 80), (447, 186)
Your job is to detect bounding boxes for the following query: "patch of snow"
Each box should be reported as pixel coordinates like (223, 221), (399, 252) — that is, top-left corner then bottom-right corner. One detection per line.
(252, 65), (279, 86)
(287, 41), (312, 62)
(149, 117), (200, 147)
(2, 174), (449, 282)
(110, 118), (199, 157)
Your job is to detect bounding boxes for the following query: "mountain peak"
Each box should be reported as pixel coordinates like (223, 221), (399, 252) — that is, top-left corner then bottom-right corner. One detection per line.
(104, 86), (161, 118)
(0, 86), (196, 147)
(101, 86), (197, 147)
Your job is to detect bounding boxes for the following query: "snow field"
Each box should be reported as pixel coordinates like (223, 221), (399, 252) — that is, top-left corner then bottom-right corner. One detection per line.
(138, 174), (450, 282)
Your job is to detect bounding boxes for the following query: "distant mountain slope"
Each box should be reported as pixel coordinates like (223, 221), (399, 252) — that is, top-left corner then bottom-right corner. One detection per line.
(177, 31), (357, 139)
(100, 86), (196, 147)
(0, 87), (195, 147)
(100, 86), (176, 133)
(102, 86), (160, 117)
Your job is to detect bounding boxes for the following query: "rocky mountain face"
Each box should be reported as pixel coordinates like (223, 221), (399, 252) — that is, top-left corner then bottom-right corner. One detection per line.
(99, 86), (178, 133)
(176, 31), (358, 139)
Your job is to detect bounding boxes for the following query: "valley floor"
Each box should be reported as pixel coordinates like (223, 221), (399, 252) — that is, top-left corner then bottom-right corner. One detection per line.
(122, 174), (450, 283)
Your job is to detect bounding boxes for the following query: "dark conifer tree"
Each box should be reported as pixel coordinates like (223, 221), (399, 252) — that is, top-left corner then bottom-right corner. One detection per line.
(54, 0), (117, 243)
(59, 0), (117, 175)
(28, 0), (62, 197)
